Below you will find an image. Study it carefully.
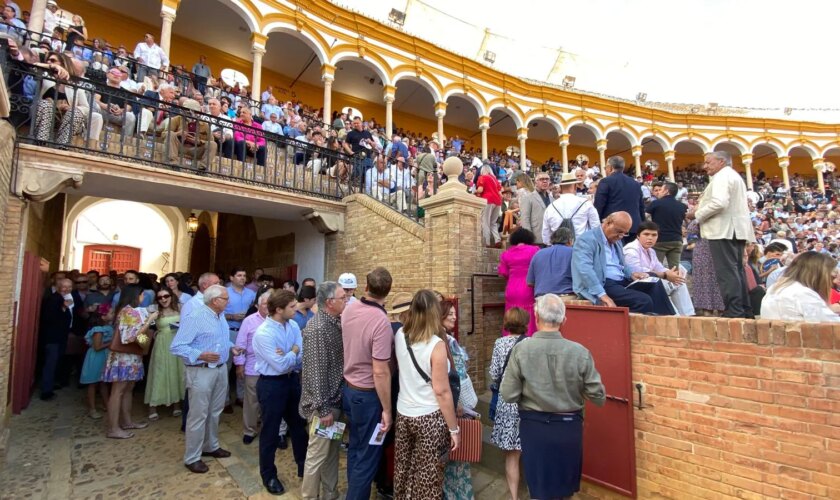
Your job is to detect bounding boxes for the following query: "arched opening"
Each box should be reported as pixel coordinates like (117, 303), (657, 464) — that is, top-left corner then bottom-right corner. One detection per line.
(640, 137), (666, 177)
(788, 146), (816, 181)
(674, 140), (707, 173)
(605, 130), (635, 169)
(332, 58), (391, 126)
(444, 94), (481, 154)
(69, 200), (174, 274)
(171, 0), (254, 73)
(262, 30), (327, 107)
(568, 124), (599, 168)
(525, 118), (561, 165)
(823, 147), (840, 192)
(752, 144), (781, 187)
(189, 223), (212, 277)
(713, 142), (746, 174)
(487, 108), (520, 157)
(392, 77), (438, 137)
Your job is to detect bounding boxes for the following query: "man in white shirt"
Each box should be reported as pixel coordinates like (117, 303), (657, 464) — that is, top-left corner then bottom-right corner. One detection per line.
(207, 97), (234, 159)
(542, 171), (600, 244)
(365, 155), (393, 201)
(389, 155), (414, 210)
(133, 33), (168, 82)
(261, 86), (273, 103)
(260, 96), (282, 122)
(262, 113), (283, 135)
(623, 221), (695, 316)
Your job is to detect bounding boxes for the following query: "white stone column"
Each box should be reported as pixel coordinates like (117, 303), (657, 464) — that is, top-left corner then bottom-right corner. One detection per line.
(250, 33), (267, 105)
(322, 77), (333, 125)
(27, 0), (47, 36)
(596, 139), (607, 169)
(632, 145), (642, 178)
(665, 150), (676, 181)
(560, 134), (570, 173)
(434, 102), (447, 143)
(160, 11), (177, 58)
(384, 85), (396, 139)
(741, 153), (754, 190)
(778, 156), (791, 191)
(517, 128), (528, 170)
(479, 116), (490, 160)
(814, 158), (826, 194)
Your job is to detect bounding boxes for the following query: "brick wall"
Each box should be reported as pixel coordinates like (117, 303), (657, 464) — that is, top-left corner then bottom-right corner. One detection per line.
(623, 315), (840, 499)
(329, 194), (427, 297)
(0, 121), (17, 449)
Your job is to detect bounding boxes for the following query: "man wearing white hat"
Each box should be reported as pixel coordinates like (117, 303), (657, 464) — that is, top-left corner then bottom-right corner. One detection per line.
(415, 139), (440, 192)
(542, 171), (601, 244)
(338, 273), (358, 305)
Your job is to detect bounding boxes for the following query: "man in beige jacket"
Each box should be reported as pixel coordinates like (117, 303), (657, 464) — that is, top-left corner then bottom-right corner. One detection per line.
(692, 151), (756, 318)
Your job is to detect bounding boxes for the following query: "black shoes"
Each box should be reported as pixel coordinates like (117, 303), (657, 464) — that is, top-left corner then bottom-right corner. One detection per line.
(185, 460), (209, 474)
(278, 435), (288, 450)
(243, 435), (255, 445)
(202, 448), (231, 458)
(297, 462), (304, 478)
(264, 477), (285, 495)
(40, 392), (56, 401)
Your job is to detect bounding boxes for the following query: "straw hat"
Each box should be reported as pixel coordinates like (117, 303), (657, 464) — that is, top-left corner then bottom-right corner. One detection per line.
(387, 292), (414, 315)
(557, 172), (579, 185)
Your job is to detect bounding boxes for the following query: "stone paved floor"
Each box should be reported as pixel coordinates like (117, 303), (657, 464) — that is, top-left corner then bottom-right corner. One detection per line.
(0, 388), (526, 499)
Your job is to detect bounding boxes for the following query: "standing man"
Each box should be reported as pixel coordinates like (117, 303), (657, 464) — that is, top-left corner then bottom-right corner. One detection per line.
(415, 139), (441, 192)
(235, 288), (271, 445)
(191, 55), (211, 94)
(692, 151), (756, 318)
(299, 282), (347, 500)
(342, 267), (394, 500)
(133, 33), (168, 82)
(519, 172), (552, 244)
(245, 268), (264, 292)
(252, 290), (309, 495)
(39, 278), (73, 401)
(594, 156), (646, 243)
(170, 285), (244, 474)
(542, 172), (600, 241)
(343, 116), (374, 180)
(500, 294), (605, 500)
(225, 267), (256, 409)
(646, 181), (688, 269)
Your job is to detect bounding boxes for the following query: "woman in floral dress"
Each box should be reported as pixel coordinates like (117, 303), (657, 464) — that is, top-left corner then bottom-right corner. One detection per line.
(489, 308), (529, 500)
(103, 285), (157, 439)
(687, 220), (725, 312)
(441, 300), (477, 500)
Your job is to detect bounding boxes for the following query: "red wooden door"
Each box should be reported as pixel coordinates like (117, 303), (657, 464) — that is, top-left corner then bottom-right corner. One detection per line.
(563, 304), (637, 498)
(9, 252), (45, 414)
(82, 245), (141, 273)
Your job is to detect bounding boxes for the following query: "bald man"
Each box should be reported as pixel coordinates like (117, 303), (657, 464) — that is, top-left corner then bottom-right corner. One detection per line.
(571, 212), (675, 314)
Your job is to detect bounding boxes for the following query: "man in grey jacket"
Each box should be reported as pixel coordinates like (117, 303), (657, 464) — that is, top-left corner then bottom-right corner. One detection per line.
(518, 171), (552, 243)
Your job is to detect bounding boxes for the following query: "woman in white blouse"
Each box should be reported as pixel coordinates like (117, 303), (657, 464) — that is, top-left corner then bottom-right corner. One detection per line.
(761, 252), (840, 322)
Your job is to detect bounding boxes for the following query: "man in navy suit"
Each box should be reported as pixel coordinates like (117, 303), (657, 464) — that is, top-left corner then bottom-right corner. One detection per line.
(594, 156), (646, 243)
(572, 212), (675, 315)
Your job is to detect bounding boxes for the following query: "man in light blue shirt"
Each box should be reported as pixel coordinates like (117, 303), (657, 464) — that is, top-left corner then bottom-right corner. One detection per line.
(170, 285), (243, 474)
(225, 267), (256, 405)
(252, 289), (309, 495)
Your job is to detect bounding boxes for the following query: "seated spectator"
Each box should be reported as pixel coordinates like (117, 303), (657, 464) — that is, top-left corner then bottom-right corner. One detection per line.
(390, 155), (414, 206)
(759, 242), (787, 282)
(761, 252), (840, 322)
(33, 52), (92, 145)
(232, 107), (266, 166)
(572, 211), (675, 315)
(206, 97), (234, 158)
(768, 230), (794, 253)
(139, 82), (176, 135)
(94, 66), (137, 137)
(167, 98), (216, 170)
(262, 113), (283, 135)
(527, 227), (576, 297)
(623, 221), (695, 316)
(365, 155), (393, 199)
(260, 95), (282, 122)
(0, 4), (25, 39)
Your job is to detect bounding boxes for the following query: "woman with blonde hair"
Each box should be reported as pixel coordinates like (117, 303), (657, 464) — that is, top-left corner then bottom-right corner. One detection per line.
(513, 173), (534, 199)
(394, 290), (460, 499)
(761, 252), (840, 322)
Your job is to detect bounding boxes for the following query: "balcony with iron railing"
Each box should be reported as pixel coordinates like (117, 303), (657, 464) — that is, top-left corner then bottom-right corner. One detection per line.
(2, 45), (424, 222)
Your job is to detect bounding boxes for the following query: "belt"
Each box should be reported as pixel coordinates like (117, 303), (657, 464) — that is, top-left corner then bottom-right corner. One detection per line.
(188, 363), (224, 368)
(229, 327), (240, 331)
(346, 381), (375, 392)
(260, 372), (298, 380)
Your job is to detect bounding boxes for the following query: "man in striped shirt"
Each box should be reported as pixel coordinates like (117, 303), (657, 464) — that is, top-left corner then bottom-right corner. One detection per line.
(170, 285), (244, 474)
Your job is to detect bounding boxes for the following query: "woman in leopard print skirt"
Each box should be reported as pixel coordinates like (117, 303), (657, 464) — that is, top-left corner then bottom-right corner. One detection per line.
(393, 290), (460, 499)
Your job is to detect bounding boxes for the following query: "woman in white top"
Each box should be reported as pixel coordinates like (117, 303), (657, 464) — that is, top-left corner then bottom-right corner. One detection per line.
(761, 252), (840, 322)
(394, 290), (460, 499)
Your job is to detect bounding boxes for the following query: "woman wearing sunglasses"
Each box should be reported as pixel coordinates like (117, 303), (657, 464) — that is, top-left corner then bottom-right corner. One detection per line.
(144, 288), (184, 420)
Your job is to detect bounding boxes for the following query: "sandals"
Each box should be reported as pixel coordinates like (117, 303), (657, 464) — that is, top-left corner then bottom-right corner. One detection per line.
(107, 432), (135, 439)
(123, 422), (149, 430)
(172, 409), (182, 417)
(148, 412), (159, 421)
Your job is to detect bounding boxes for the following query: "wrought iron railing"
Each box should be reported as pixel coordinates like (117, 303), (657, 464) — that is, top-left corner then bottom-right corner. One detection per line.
(2, 55), (424, 221)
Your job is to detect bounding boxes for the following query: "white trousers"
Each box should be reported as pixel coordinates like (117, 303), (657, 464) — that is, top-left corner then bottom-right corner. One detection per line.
(183, 365), (227, 464)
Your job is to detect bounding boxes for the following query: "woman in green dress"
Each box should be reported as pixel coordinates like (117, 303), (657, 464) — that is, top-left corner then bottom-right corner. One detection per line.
(144, 288), (184, 420)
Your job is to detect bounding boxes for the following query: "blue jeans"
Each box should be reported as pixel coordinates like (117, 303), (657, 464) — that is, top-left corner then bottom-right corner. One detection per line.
(343, 386), (383, 500)
(40, 342), (64, 396)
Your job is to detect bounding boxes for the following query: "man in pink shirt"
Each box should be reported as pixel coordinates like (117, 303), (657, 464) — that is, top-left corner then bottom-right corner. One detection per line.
(341, 267), (394, 500)
(233, 107), (267, 166)
(235, 288), (270, 444)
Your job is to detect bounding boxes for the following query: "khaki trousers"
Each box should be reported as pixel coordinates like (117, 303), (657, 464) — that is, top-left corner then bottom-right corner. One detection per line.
(300, 409), (342, 500)
(242, 375), (260, 437)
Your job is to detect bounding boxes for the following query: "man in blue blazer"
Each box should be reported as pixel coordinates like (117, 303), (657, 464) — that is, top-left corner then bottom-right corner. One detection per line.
(572, 212), (675, 314)
(594, 156), (646, 243)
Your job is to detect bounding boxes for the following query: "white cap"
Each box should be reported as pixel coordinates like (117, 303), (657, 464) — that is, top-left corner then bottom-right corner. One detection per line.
(338, 273), (357, 289)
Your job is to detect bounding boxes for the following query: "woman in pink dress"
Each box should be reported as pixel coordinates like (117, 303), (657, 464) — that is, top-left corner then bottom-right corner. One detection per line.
(499, 228), (540, 336)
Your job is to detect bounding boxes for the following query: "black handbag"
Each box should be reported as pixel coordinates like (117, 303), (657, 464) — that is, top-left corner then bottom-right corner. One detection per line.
(403, 332), (460, 411)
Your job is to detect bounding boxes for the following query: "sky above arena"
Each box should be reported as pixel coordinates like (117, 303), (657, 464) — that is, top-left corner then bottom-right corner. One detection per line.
(335, 0), (839, 112)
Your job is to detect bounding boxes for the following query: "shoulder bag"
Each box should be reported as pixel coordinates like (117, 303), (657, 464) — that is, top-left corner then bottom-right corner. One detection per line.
(489, 335), (526, 421)
(403, 332), (460, 412)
